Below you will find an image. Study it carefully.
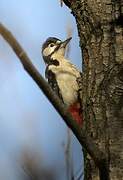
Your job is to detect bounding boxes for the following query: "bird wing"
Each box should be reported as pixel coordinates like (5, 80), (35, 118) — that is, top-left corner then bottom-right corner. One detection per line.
(45, 66), (64, 102)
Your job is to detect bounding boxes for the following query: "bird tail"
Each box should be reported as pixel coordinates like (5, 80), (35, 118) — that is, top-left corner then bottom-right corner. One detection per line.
(68, 102), (83, 126)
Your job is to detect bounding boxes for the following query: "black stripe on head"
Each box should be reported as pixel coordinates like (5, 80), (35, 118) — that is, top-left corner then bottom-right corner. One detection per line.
(42, 37), (61, 51)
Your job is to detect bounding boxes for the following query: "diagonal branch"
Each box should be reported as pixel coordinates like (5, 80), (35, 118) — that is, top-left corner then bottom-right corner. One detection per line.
(0, 23), (108, 179)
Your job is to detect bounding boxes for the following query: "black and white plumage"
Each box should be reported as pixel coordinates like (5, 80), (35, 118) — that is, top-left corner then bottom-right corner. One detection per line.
(42, 37), (81, 107)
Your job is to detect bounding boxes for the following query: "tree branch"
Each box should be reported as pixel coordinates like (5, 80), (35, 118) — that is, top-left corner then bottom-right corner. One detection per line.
(0, 23), (108, 178)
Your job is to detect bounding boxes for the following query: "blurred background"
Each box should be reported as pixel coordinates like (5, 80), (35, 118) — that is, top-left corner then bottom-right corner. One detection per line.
(0, 0), (83, 179)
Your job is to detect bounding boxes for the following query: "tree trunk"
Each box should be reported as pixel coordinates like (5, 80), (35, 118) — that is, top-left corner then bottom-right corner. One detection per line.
(64, 0), (123, 179)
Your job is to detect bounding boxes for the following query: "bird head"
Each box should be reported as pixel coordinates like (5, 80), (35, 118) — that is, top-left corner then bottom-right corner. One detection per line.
(42, 37), (72, 64)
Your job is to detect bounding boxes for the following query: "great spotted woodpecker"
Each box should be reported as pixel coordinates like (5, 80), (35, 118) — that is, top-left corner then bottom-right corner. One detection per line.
(42, 37), (82, 126)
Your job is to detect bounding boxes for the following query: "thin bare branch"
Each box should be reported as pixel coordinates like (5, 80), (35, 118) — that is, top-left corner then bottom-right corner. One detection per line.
(0, 23), (108, 175)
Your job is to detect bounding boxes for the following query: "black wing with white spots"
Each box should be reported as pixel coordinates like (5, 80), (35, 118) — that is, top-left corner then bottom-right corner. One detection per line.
(45, 66), (64, 102)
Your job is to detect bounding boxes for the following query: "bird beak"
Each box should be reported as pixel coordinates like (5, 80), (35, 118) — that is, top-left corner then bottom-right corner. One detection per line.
(60, 37), (72, 48)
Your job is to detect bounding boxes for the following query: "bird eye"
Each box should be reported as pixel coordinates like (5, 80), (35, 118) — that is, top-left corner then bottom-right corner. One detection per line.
(49, 43), (55, 47)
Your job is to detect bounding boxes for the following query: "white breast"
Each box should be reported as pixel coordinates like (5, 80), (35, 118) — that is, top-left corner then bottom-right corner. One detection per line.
(48, 57), (80, 106)
(57, 72), (79, 106)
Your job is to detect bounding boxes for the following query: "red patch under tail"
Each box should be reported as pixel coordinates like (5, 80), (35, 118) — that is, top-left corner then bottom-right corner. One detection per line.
(68, 102), (83, 126)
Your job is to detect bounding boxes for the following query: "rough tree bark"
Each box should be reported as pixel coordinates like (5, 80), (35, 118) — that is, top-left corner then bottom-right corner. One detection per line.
(63, 0), (123, 179)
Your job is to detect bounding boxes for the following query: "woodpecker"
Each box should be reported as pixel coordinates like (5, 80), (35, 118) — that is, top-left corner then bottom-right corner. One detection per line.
(42, 37), (82, 126)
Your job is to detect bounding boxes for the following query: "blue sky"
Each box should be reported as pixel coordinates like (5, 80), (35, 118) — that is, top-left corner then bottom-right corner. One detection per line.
(0, 0), (83, 179)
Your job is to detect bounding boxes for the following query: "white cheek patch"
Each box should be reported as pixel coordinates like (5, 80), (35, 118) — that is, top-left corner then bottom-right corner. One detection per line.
(43, 46), (56, 56)
(43, 47), (50, 56)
